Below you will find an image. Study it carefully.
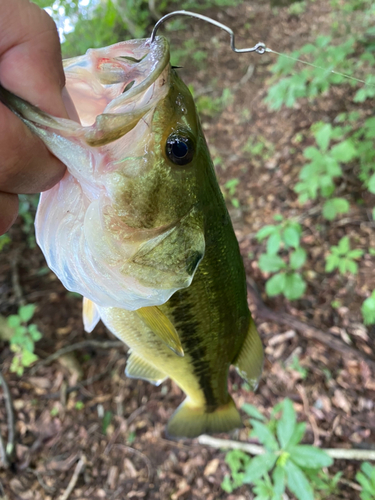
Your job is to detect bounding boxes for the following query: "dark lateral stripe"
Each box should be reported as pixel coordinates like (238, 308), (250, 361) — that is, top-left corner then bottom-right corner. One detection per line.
(168, 290), (218, 409)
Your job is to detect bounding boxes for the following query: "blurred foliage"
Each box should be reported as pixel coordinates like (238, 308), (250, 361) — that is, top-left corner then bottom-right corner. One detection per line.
(32, 0), (243, 58)
(222, 399), (338, 499)
(256, 215), (307, 300)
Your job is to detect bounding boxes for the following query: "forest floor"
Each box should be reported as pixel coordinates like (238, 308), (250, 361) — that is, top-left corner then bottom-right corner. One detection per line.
(1, 1), (375, 499)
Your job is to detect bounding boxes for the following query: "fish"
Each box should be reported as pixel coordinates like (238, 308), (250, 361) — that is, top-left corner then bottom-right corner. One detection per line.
(0, 35), (264, 438)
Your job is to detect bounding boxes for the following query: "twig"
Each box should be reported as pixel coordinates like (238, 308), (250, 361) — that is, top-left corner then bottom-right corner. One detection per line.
(0, 371), (15, 466)
(198, 435), (375, 461)
(58, 455), (86, 500)
(0, 432), (8, 469)
(246, 281), (375, 371)
(114, 444), (153, 480)
(30, 339), (124, 375)
(41, 369), (113, 400)
(27, 467), (56, 494)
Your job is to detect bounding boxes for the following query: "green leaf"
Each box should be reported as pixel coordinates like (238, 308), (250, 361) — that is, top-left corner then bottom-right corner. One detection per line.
(7, 315), (21, 328)
(290, 248), (307, 270)
(18, 304), (36, 323)
(267, 232), (282, 255)
(102, 410), (113, 434)
(250, 420), (279, 451)
(283, 273), (306, 300)
(257, 225), (277, 241)
(362, 294), (375, 325)
(285, 460), (314, 500)
(303, 146), (320, 160)
(368, 173), (375, 194)
(322, 198), (349, 220)
(337, 236), (350, 255)
(325, 254), (339, 272)
(347, 249), (364, 259)
(314, 123), (332, 152)
(28, 325), (42, 342)
(289, 445), (333, 468)
(283, 227), (300, 248)
(21, 349), (38, 367)
(259, 254), (287, 273)
(272, 466), (286, 496)
(330, 140), (357, 163)
(277, 399), (296, 449)
(346, 259), (358, 274)
(287, 422), (306, 447)
(221, 475), (234, 493)
(242, 403), (266, 421)
(243, 453), (278, 484)
(266, 272), (287, 297)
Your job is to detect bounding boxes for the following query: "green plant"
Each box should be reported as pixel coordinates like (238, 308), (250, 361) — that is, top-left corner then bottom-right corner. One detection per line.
(222, 399), (335, 499)
(257, 215), (307, 300)
(7, 304), (42, 376)
(195, 88), (233, 118)
(325, 236), (364, 275)
(361, 290), (375, 325)
(356, 462), (375, 500)
(242, 136), (275, 167)
(288, 355), (308, 379)
(294, 122), (355, 218)
(0, 234), (11, 251)
(223, 178), (240, 208)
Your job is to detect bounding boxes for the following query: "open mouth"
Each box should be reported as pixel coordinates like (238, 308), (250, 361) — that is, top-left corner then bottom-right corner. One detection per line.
(63, 36), (170, 127)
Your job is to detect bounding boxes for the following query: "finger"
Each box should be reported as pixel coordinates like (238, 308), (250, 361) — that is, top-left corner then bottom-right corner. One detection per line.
(0, 102), (66, 194)
(0, 192), (19, 235)
(0, 0), (68, 118)
(0, 0), (69, 196)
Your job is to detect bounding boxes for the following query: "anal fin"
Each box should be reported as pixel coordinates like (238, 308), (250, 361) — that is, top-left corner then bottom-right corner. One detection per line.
(126, 352), (167, 386)
(83, 297), (100, 333)
(136, 306), (184, 357)
(233, 317), (263, 390)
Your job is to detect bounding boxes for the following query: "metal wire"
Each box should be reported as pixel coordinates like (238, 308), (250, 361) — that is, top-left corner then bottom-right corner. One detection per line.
(149, 10), (267, 55)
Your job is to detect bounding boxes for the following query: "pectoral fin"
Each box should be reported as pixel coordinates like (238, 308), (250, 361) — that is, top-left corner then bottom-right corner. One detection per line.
(126, 352), (167, 386)
(136, 306), (184, 357)
(233, 317), (263, 390)
(82, 297), (100, 333)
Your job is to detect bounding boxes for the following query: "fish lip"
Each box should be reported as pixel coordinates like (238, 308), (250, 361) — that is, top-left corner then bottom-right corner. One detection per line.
(62, 36), (170, 127)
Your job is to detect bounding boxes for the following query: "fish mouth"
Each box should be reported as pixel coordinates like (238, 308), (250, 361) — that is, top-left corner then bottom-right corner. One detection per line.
(63, 36), (170, 128)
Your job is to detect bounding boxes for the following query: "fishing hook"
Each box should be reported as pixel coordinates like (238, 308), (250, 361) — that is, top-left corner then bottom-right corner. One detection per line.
(149, 10), (268, 55)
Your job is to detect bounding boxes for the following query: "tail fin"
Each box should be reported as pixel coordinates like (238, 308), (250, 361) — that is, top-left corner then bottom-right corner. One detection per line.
(166, 397), (242, 439)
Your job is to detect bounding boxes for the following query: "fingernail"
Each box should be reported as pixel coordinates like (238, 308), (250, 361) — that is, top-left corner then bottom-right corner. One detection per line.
(62, 87), (80, 123)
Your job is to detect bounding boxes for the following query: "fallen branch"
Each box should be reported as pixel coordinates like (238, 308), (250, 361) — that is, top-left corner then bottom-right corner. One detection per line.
(30, 339), (124, 375)
(198, 435), (375, 461)
(58, 455), (86, 500)
(0, 371), (15, 467)
(247, 281), (375, 371)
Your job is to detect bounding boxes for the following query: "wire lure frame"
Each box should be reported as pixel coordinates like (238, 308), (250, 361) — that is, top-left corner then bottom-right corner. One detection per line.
(149, 10), (268, 55)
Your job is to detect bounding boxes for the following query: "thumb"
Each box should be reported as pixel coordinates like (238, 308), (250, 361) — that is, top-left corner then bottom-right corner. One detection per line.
(0, 0), (69, 118)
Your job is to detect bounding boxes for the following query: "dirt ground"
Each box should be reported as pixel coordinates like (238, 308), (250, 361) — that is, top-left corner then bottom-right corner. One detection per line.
(1, 1), (375, 499)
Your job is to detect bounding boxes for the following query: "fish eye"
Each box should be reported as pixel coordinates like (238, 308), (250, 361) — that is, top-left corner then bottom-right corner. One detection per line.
(166, 132), (195, 166)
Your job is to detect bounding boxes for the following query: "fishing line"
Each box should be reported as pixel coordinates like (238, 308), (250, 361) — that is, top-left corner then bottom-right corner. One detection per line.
(264, 48), (373, 88)
(150, 10), (374, 90)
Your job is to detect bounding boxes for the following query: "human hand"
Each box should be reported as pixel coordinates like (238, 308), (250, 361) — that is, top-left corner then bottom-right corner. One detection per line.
(0, 0), (73, 235)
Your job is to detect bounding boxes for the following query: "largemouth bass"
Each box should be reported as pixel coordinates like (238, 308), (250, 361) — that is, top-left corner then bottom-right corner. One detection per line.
(0, 36), (263, 438)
